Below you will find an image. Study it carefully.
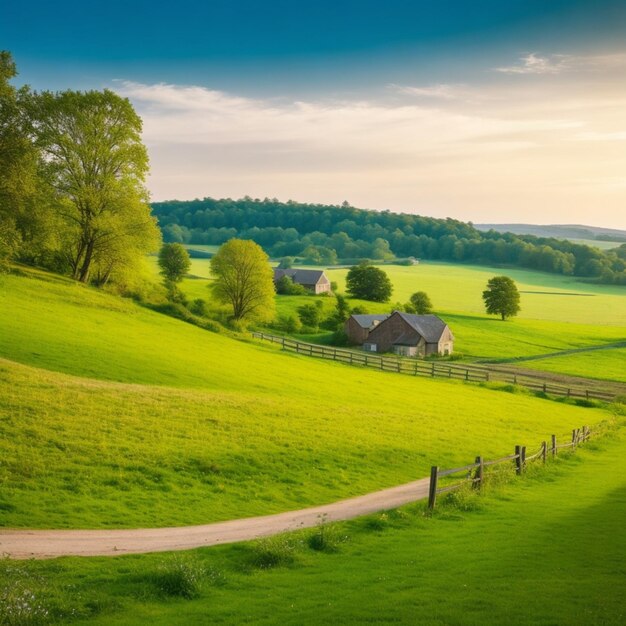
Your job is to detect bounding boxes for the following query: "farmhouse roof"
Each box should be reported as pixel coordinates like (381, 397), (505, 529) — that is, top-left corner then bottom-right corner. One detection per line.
(273, 268), (328, 285)
(394, 312), (450, 343)
(350, 314), (390, 329)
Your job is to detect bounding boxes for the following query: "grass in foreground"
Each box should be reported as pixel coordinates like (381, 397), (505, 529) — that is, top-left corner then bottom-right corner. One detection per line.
(3, 418), (625, 625)
(0, 357), (605, 529)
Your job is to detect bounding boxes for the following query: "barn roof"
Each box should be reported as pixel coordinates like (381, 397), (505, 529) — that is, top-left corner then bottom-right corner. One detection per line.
(273, 268), (327, 285)
(395, 312), (449, 343)
(350, 314), (390, 329)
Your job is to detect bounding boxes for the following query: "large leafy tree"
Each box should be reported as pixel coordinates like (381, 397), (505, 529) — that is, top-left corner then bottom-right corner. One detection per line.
(0, 51), (52, 267)
(482, 275), (521, 320)
(29, 88), (160, 283)
(346, 263), (393, 302)
(210, 239), (275, 321)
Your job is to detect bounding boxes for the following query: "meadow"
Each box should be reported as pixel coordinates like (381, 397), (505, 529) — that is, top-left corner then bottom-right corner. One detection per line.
(3, 419), (624, 625)
(168, 257), (626, 375)
(0, 269), (606, 529)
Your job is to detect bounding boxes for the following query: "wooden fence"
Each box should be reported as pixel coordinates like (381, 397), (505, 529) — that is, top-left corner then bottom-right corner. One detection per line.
(428, 425), (591, 509)
(251, 332), (616, 401)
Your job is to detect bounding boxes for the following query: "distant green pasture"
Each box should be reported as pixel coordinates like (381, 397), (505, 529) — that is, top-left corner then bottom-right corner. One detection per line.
(517, 348), (626, 383)
(326, 262), (626, 326)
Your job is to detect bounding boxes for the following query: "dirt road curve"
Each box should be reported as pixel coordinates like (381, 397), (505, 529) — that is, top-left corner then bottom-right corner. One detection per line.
(0, 477), (430, 559)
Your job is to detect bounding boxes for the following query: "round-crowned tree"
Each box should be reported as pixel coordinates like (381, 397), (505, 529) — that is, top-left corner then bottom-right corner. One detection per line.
(409, 291), (433, 314)
(482, 275), (521, 320)
(346, 263), (393, 302)
(210, 239), (275, 322)
(158, 243), (191, 283)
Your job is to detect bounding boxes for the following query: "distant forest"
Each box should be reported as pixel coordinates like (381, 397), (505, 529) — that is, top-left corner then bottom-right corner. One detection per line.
(152, 197), (626, 284)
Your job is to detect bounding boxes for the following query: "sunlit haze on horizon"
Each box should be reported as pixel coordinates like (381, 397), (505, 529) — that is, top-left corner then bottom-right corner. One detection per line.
(4, 0), (626, 228)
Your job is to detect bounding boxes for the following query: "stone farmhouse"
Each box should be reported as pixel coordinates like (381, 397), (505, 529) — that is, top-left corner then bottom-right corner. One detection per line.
(345, 311), (454, 357)
(273, 268), (331, 294)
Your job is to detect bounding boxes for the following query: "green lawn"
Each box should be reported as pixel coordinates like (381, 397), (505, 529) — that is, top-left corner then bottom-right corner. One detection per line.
(0, 270), (608, 529)
(4, 420), (625, 625)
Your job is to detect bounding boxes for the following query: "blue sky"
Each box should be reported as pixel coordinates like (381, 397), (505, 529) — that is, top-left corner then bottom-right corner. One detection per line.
(4, 1), (626, 227)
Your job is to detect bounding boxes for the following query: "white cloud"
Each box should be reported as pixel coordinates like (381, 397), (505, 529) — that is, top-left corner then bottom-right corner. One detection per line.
(389, 83), (472, 100)
(116, 80), (577, 154)
(495, 53), (569, 75)
(495, 52), (626, 75)
(112, 78), (626, 228)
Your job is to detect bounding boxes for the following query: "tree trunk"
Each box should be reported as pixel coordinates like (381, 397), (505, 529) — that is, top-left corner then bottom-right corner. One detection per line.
(78, 238), (95, 283)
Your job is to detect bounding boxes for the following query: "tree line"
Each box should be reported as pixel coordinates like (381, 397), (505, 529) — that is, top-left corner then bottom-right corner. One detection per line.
(154, 197), (626, 284)
(0, 52), (160, 287)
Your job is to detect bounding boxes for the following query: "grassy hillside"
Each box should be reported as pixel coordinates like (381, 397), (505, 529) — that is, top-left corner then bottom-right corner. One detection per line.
(4, 420), (625, 625)
(0, 269), (609, 529)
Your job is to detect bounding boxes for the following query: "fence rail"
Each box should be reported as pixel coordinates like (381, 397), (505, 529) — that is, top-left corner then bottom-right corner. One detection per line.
(251, 332), (616, 401)
(428, 425), (592, 509)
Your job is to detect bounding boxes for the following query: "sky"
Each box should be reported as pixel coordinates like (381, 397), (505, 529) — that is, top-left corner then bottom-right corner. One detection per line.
(3, 0), (626, 228)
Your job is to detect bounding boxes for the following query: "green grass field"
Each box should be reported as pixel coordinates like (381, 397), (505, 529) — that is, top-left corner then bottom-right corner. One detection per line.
(3, 420), (624, 625)
(517, 348), (626, 384)
(149, 256), (626, 378)
(0, 270), (607, 529)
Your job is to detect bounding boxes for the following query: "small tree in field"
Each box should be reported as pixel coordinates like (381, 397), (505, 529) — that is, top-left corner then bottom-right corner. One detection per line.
(482, 276), (521, 320)
(210, 239), (275, 322)
(158, 243), (190, 283)
(346, 263), (392, 302)
(409, 291), (433, 314)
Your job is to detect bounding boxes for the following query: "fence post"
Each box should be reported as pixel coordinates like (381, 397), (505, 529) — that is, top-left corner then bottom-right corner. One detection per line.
(414, 361), (418, 376)
(465, 370), (469, 381)
(474, 455), (484, 490)
(542, 441), (547, 464)
(515, 445), (522, 475)
(513, 374), (517, 385)
(521, 446), (527, 471)
(543, 382), (547, 393)
(282, 337), (285, 350)
(552, 434), (557, 457)
(428, 466), (439, 510)
(572, 429), (577, 449)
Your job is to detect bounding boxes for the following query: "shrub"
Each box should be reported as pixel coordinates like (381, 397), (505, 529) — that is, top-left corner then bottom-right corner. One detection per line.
(307, 515), (346, 553)
(151, 556), (205, 599)
(249, 535), (300, 569)
(188, 298), (209, 317)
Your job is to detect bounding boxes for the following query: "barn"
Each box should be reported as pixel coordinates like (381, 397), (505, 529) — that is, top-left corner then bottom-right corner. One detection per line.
(346, 311), (454, 357)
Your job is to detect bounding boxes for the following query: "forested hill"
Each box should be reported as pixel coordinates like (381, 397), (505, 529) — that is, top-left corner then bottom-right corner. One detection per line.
(152, 197), (626, 284)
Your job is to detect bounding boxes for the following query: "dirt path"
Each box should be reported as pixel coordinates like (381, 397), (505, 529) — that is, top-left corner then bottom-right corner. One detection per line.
(0, 477), (430, 560)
